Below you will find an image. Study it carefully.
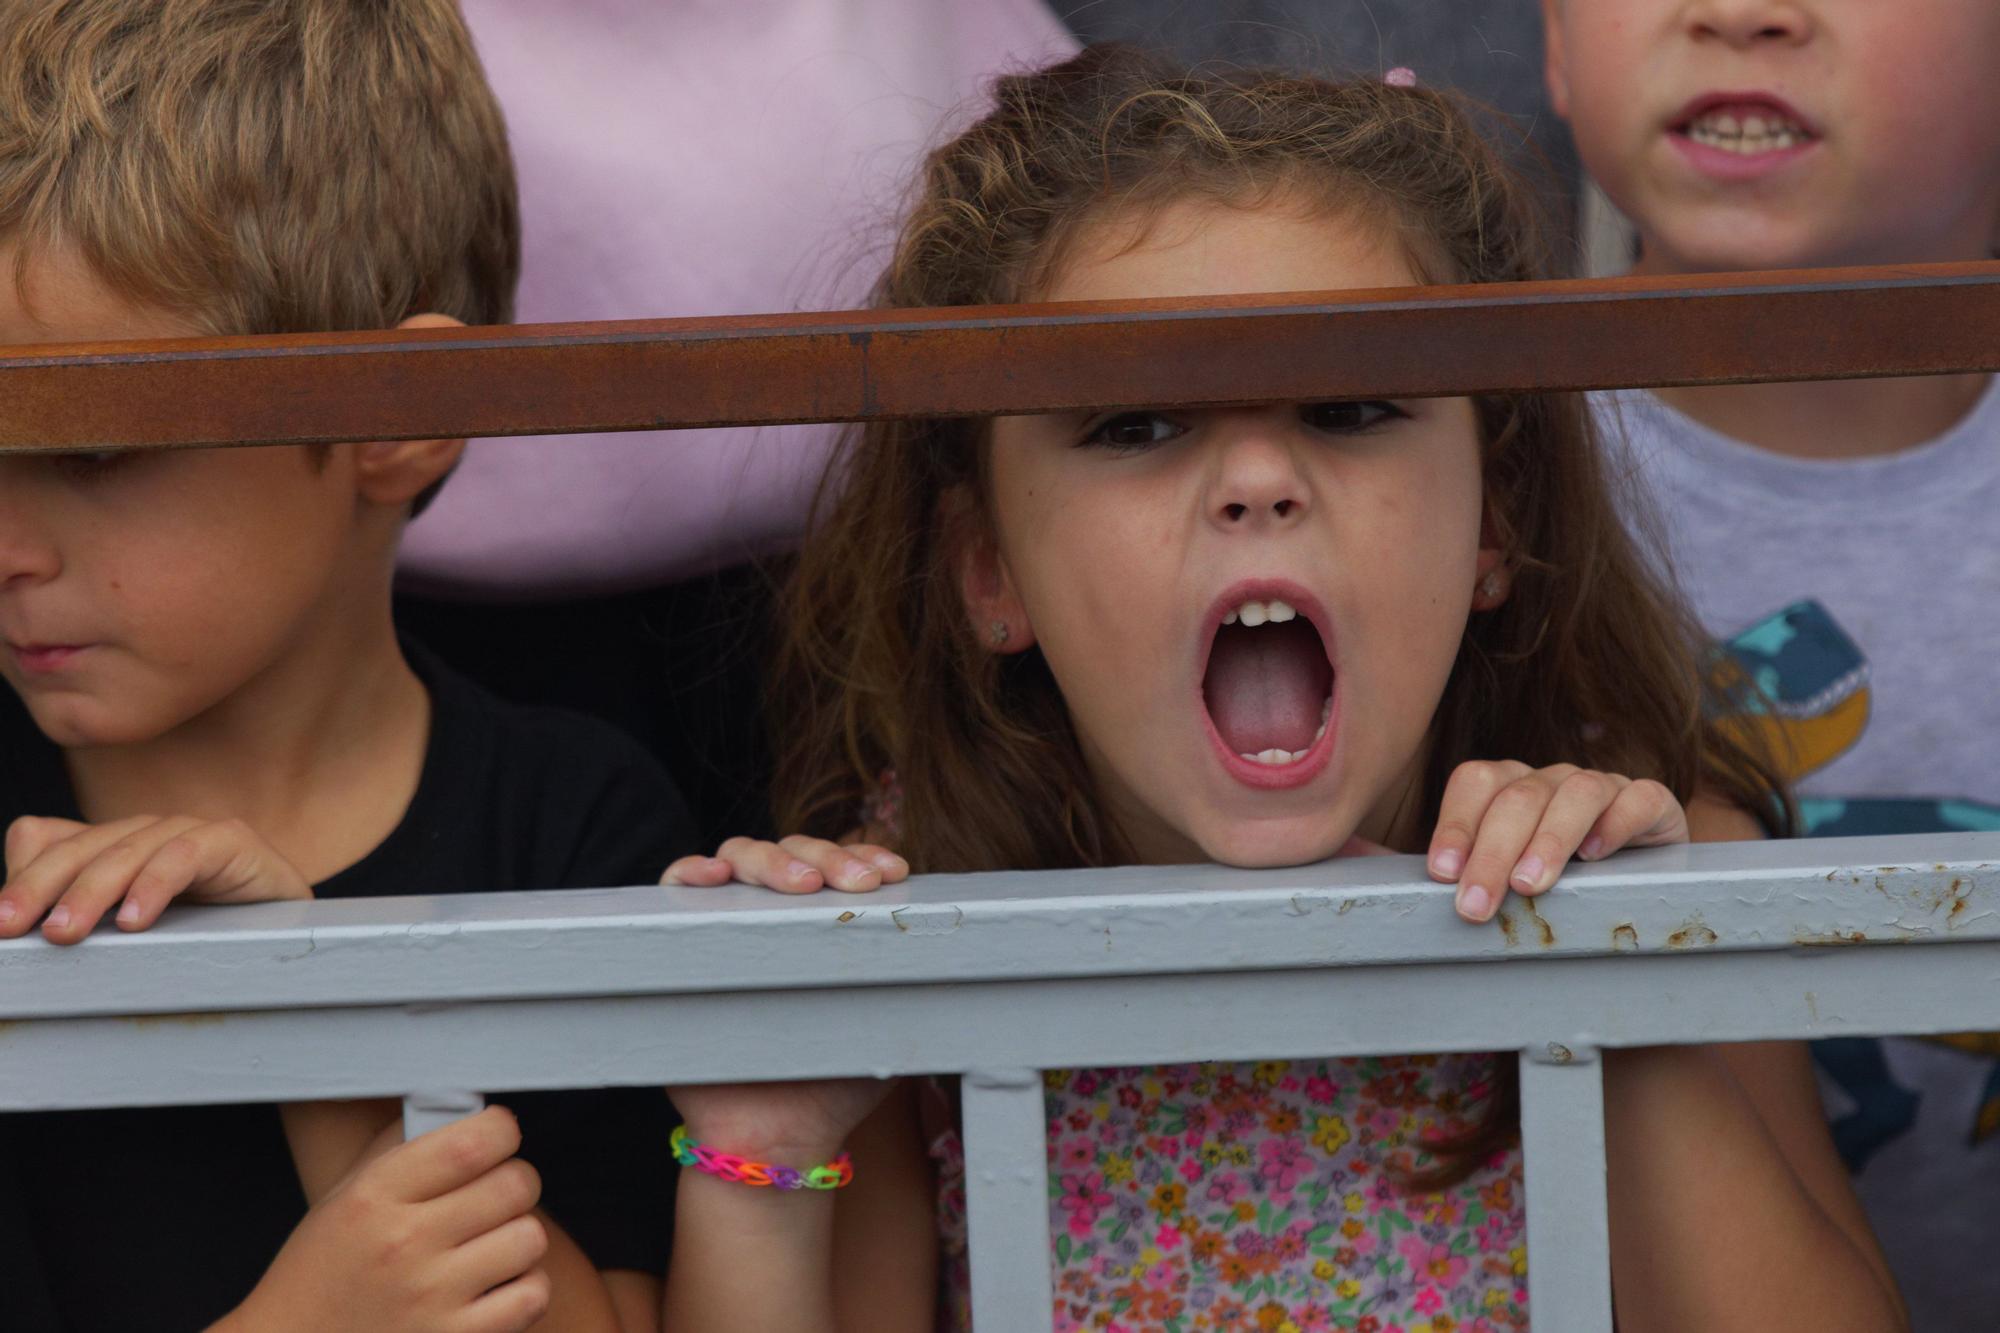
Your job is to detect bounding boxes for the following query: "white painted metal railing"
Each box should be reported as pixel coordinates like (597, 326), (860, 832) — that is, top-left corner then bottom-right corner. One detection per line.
(3, 831), (1996, 1331)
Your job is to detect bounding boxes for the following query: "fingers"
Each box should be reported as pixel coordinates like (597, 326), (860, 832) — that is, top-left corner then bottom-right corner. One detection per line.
(773, 835), (894, 893)
(1425, 761), (1532, 898)
(664, 836), (911, 893)
(116, 818), (311, 927)
(453, 1265), (552, 1333)
(1580, 778), (1686, 858)
(1498, 769), (1626, 898)
(442, 1212), (546, 1294)
(0, 815), (172, 941)
(843, 843), (910, 883)
(430, 1156), (542, 1250)
(1431, 763), (1692, 924)
(381, 1106), (524, 1203)
(0, 814), (311, 942)
(4, 815), (88, 877)
(1451, 766), (1586, 922)
(661, 855), (734, 886)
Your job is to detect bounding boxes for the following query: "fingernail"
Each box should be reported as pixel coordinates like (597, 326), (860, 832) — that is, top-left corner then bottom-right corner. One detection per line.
(0, 902), (16, 925)
(47, 905), (70, 929)
(1431, 848), (1463, 878)
(789, 860), (817, 883)
(1511, 855), (1544, 889)
(1579, 836), (1605, 860)
(118, 899), (141, 925)
(871, 853), (905, 873)
(1458, 884), (1492, 920)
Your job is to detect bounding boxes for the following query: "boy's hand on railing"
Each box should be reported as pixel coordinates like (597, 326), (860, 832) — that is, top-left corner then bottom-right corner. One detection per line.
(1424, 762), (1686, 925)
(0, 814), (311, 944)
(661, 834), (909, 895)
(222, 1106), (550, 1333)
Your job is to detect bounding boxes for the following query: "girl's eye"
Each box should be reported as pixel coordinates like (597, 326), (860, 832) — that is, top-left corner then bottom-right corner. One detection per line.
(49, 450), (133, 483)
(1080, 412), (1186, 452)
(1301, 401), (1406, 433)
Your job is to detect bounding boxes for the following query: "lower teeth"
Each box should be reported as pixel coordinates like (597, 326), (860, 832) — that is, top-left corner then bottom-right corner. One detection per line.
(1239, 701), (1332, 766)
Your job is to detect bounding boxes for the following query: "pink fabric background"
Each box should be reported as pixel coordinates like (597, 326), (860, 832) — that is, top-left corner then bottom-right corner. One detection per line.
(400, 0), (1077, 597)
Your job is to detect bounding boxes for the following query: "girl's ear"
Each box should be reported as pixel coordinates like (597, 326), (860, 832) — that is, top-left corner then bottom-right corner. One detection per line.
(1472, 508), (1512, 611)
(352, 313), (466, 509)
(946, 488), (1037, 654)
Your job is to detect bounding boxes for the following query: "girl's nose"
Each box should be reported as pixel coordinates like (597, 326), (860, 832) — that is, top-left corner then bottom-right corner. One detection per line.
(1684, 0), (1814, 48)
(1206, 421), (1309, 531)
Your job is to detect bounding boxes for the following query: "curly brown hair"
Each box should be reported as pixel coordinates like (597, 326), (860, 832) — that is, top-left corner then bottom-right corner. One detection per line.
(771, 45), (1786, 1182)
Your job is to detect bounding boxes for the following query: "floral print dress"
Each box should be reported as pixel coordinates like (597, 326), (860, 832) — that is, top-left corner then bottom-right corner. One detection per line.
(937, 1054), (1528, 1333)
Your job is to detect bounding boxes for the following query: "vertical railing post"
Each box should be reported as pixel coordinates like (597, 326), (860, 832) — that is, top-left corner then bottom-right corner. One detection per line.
(1519, 1044), (1613, 1331)
(962, 1067), (1053, 1332)
(402, 1088), (485, 1138)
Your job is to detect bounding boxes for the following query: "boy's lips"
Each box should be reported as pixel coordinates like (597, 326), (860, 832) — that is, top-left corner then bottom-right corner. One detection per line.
(1665, 90), (1821, 181)
(6, 642), (92, 675)
(1196, 578), (1338, 792)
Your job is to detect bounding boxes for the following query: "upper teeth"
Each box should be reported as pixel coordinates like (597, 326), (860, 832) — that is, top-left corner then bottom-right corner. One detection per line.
(1222, 598), (1297, 627)
(1686, 109), (1808, 153)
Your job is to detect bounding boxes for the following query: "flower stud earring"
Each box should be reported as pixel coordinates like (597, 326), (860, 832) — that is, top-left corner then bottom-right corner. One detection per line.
(989, 620), (1011, 647)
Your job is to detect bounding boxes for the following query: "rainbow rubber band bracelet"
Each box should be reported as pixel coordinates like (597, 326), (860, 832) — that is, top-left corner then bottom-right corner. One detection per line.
(669, 1124), (855, 1191)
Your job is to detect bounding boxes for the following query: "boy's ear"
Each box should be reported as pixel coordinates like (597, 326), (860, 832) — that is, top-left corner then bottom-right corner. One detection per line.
(1540, 0), (1572, 120)
(944, 487), (1036, 654)
(351, 313), (466, 508)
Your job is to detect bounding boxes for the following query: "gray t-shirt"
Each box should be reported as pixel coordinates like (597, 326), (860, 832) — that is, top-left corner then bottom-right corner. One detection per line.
(1594, 382), (2000, 1331)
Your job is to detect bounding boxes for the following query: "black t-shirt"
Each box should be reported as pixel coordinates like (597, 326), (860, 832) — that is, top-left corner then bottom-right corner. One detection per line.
(0, 648), (698, 1332)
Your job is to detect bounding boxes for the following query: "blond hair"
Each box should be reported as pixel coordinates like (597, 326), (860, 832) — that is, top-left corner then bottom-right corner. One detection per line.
(0, 0), (518, 337)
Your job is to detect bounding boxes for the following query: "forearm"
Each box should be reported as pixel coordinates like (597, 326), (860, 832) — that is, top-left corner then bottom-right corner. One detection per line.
(662, 1085), (937, 1333)
(1603, 1046), (1905, 1332)
(663, 1176), (845, 1333)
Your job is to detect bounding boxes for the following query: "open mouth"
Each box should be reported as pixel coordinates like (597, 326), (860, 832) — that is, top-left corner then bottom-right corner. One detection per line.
(1199, 586), (1336, 787)
(1670, 94), (1819, 157)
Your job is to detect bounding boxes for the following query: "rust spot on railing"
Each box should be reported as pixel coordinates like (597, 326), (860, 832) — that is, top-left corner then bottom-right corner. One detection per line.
(1794, 929), (1870, 947)
(1667, 916), (1719, 950)
(1611, 923), (1639, 952)
(1520, 899), (1556, 948)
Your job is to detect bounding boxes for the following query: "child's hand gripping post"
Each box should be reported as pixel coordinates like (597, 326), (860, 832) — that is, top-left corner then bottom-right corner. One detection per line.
(218, 1105), (549, 1333)
(0, 813), (311, 944)
(1424, 761), (1687, 924)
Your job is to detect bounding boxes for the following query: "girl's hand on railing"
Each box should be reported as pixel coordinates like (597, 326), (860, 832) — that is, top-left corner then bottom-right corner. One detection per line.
(1423, 762), (1686, 925)
(220, 1106), (549, 1333)
(661, 834), (909, 895)
(0, 813), (312, 945)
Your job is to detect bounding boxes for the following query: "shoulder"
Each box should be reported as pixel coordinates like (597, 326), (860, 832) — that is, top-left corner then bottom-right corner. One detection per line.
(1687, 794), (1764, 845)
(409, 647), (701, 889)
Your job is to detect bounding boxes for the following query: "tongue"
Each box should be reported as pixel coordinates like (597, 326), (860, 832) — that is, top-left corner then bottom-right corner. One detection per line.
(1202, 620), (1332, 755)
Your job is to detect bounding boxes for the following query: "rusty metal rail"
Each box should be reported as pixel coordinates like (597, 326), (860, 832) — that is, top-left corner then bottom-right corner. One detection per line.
(1, 261), (1995, 452)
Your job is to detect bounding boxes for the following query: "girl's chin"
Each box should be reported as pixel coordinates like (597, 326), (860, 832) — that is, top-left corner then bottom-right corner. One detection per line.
(1197, 823), (1366, 870)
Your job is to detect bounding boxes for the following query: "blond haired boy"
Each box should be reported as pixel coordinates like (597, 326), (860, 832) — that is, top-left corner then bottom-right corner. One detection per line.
(0, 3), (689, 1329)
(1545, 2), (2000, 1326)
